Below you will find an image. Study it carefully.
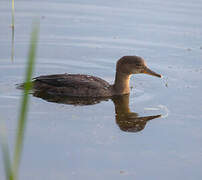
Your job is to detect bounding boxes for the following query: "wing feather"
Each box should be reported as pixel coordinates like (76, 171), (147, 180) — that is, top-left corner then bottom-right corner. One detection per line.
(34, 74), (110, 89)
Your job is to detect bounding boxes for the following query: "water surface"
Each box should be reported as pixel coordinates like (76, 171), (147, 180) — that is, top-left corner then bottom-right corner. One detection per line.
(0, 0), (202, 179)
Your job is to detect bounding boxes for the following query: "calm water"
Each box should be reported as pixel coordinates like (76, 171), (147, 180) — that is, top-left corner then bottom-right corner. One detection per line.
(0, 0), (202, 179)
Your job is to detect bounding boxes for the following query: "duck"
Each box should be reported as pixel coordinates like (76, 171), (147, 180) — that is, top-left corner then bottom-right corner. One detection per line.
(24, 56), (162, 97)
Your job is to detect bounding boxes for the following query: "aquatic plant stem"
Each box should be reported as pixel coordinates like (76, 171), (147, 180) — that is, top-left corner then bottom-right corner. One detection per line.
(12, 0), (15, 28)
(13, 23), (39, 180)
(11, 0), (15, 62)
(0, 125), (14, 180)
(11, 24), (15, 62)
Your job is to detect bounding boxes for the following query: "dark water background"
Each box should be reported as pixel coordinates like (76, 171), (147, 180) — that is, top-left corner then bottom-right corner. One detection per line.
(0, 0), (202, 179)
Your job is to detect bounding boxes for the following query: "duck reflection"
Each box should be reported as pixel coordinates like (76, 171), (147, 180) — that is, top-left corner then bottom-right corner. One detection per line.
(112, 94), (161, 132)
(33, 91), (161, 133)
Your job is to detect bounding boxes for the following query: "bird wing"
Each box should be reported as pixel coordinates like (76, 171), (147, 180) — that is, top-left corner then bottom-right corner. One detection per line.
(34, 74), (110, 89)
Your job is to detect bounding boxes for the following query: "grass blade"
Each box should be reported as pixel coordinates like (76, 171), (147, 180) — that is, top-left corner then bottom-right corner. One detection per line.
(11, 24), (15, 62)
(13, 22), (39, 179)
(0, 125), (14, 180)
(11, 0), (15, 62)
(11, 0), (15, 28)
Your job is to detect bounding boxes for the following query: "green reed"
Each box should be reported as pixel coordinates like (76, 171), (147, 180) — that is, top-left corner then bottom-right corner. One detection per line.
(11, 0), (15, 28)
(13, 23), (39, 179)
(0, 125), (13, 180)
(11, 0), (15, 62)
(0, 23), (39, 180)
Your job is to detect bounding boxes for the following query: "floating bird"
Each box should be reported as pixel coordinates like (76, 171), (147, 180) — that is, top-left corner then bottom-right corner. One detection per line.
(19, 56), (162, 98)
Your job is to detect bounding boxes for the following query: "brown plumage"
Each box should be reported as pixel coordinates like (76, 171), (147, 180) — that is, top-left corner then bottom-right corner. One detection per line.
(33, 74), (112, 97)
(19, 56), (162, 98)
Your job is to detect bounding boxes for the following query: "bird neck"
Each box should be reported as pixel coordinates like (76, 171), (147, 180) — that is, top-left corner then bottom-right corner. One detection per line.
(113, 71), (131, 95)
